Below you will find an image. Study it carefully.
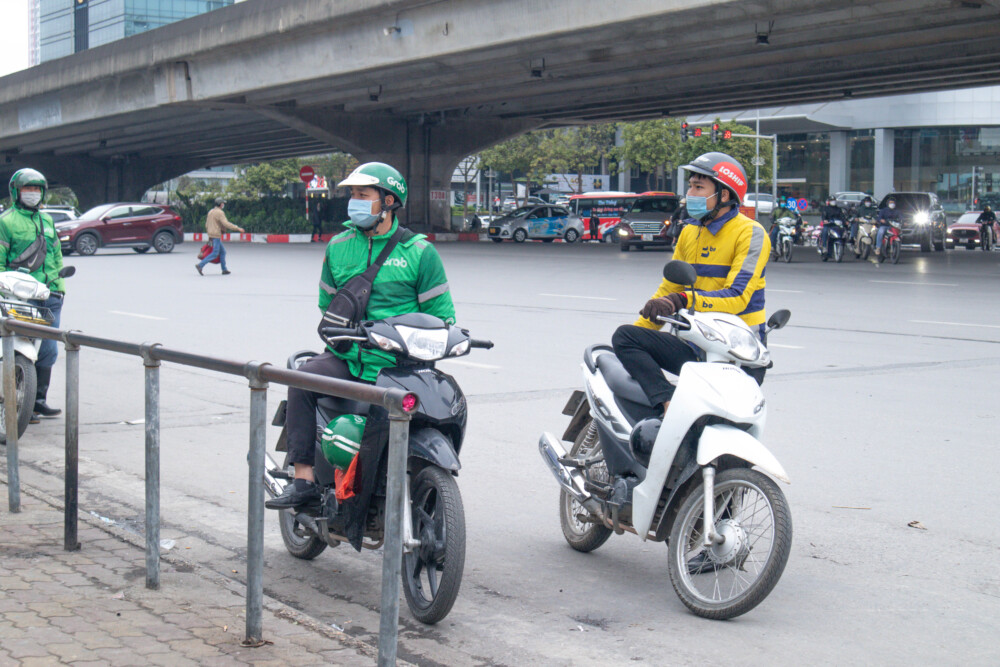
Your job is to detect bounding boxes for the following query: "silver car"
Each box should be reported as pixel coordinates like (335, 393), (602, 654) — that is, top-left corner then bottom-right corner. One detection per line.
(487, 205), (581, 243)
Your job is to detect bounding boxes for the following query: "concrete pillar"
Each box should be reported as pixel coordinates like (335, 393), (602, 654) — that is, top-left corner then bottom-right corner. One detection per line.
(874, 128), (895, 200)
(828, 131), (850, 196)
(615, 127), (627, 192)
(265, 110), (538, 231)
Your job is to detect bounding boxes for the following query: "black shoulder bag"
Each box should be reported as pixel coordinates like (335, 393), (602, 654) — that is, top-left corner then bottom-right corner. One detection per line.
(9, 217), (48, 273)
(317, 227), (413, 350)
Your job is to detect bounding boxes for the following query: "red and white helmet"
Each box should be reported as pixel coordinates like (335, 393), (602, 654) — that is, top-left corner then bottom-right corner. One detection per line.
(682, 152), (749, 206)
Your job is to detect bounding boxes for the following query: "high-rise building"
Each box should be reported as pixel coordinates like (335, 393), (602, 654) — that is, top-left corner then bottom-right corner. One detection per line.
(38, 0), (235, 64)
(29, 1), (41, 67)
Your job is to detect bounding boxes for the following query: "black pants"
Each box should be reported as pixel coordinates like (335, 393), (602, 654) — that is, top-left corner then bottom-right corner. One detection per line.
(612, 324), (766, 406)
(285, 351), (365, 466)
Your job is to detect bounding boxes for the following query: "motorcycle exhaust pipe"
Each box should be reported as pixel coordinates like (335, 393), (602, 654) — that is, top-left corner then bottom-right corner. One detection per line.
(538, 432), (602, 514)
(262, 453), (288, 498)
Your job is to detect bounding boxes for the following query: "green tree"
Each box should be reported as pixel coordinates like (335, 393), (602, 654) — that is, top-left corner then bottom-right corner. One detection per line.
(227, 159), (300, 197)
(479, 132), (544, 205)
(305, 152), (358, 184)
(537, 124), (617, 193)
(617, 119), (683, 191)
(678, 120), (774, 192)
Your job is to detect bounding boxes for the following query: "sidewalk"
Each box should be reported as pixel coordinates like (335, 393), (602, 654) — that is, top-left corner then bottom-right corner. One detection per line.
(0, 478), (386, 666)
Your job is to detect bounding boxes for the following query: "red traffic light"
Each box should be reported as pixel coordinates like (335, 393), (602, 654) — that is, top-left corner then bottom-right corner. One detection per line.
(693, 127), (703, 137)
(722, 129), (732, 140)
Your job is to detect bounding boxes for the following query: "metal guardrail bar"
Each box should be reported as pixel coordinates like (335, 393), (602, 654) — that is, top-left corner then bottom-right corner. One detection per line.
(0, 317), (412, 664)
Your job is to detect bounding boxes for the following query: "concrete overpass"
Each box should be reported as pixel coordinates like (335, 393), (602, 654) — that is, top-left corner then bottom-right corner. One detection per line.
(2, 0), (1000, 226)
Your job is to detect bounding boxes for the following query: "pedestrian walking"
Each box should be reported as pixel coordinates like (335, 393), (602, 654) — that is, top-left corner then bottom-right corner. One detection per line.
(0, 168), (66, 421)
(196, 198), (244, 275)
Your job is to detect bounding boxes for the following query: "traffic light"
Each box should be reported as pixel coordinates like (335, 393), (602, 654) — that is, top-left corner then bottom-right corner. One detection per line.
(711, 123), (720, 143)
(681, 122), (689, 142)
(693, 127), (703, 138)
(722, 129), (732, 140)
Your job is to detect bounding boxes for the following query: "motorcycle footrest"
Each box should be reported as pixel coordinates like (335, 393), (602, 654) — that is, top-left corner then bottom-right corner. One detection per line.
(584, 480), (612, 499)
(557, 456), (583, 469)
(268, 468), (292, 480)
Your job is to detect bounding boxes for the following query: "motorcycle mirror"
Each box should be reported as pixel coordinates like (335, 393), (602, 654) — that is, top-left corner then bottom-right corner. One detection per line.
(663, 260), (697, 287)
(767, 309), (791, 331)
(58, 266), (76, 278)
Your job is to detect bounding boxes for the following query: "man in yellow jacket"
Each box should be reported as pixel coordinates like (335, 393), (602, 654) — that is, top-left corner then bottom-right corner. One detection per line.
(612, 152), (770, 416)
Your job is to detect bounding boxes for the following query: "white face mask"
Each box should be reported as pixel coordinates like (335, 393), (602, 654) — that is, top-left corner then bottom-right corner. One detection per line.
(20, 191), (42, 208)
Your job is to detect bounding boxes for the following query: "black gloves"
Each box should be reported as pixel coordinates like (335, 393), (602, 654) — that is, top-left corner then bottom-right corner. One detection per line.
(640, 292), (687, 322)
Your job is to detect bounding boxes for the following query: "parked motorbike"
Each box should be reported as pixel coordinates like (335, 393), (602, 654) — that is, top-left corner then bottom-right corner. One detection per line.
(539, 261), (792, 620)
(818, 218), (846, 262)
(772, 216), (798, 263)
(0, 266), (75, 443)
(263, 313), (492, 624)
(876, 220), (902, 264)
(851, 216), (875, 260)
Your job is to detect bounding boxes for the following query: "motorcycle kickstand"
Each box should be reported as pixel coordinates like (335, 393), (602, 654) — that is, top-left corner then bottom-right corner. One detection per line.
(701, 466), (725, 548)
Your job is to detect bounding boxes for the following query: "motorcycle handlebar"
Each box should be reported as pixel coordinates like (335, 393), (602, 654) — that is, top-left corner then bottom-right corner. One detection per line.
(470, 339), (494, 349)
(320, 326), (363, 338)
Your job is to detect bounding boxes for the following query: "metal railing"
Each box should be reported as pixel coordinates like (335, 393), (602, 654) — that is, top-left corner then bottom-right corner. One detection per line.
(1, 317), (413, 666)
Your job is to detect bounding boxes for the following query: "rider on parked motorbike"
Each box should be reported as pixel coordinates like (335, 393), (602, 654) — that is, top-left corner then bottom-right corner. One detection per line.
(818, 196), (847, 252)
(0, 168), (66, 420)
(874, 196), (902, 257)
(612, 152), (770, 418)
(265, 162), (457, 510)
(976, 205), (997, 244)
(849, 195), (879, 243)
(769, 198), (803, 251)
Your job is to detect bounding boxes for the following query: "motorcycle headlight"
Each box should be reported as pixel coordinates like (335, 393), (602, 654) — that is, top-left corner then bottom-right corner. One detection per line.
(715, 320), (761, 362)
(369, 332), (404, 353)
(695, 320), (727, 344)
(913, 212), (929, 225)
(394, 326), (450, 361)
(12, 282), (39, 301)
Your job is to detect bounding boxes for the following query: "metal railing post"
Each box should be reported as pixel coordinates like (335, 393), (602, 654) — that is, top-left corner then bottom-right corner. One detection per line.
(2, 321), (20, 513)
(64, 337), (81, 551)
(244, 361), (269, 645)
(140, 343), (161, 590)
(378, 400), (412, 667)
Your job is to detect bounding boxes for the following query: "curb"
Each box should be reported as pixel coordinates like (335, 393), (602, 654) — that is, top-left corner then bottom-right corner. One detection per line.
(185, 232), (487, 244)
(0, 472), (411, 666)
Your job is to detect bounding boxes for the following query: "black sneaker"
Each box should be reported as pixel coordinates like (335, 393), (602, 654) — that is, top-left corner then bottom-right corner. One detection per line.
(265, 479), (321, 510)
(686, 550), (720, 575)
(195, 264), (204, 276)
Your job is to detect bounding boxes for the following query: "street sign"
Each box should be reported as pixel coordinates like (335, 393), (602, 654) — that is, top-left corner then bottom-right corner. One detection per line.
(797, 198), (809, 211)
(299, 166), (315, 183)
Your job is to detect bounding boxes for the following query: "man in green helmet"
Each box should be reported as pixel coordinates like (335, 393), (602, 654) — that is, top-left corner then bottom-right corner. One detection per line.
(0, 168), (67, 419)
(267, 162), (456, 509)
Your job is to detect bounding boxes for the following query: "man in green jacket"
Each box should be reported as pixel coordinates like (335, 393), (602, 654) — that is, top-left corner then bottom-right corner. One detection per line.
(0, 169), (67, 419)
(267, 162), (456, 509)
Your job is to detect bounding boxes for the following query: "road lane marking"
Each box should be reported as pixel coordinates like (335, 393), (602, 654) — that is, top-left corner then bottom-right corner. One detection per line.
(869, 280), (958, 287)
(539, 293), (616, 301)
(911, 319), (1000, 330)
(109, 310), (168, 321)
(768, 289), (803, 293)
(439, 359), (502, 370)
(768, 343), (803, 349)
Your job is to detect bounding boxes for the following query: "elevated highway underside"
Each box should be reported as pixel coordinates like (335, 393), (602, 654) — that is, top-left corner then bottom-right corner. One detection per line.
(2, 0), (999, 223)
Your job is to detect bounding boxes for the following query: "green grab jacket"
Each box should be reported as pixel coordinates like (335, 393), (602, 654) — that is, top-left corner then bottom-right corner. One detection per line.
(319, 219), (456, 381)
(0, 204), (66, 293)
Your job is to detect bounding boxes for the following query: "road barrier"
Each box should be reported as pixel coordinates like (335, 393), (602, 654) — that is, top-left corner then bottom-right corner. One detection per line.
(1, 317), (414, 666)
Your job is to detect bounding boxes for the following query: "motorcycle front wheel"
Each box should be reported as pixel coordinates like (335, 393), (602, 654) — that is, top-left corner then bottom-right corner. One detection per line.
(781, 238), (793, 263)
(667, 468), (792, 620)
(0, 354), (37, 444)
(403, 466), (466, 624)
(889, 238), (901, 264)
(559, 419), (613, 552)
(833, 240), (844, 263)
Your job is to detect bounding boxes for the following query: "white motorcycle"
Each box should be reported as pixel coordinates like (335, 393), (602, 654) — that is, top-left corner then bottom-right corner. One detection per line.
(0, 268), (73, 443)
(539, 260), (792, 619)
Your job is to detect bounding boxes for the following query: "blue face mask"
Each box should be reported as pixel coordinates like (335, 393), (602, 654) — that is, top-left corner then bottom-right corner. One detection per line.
(686, 193), (716, 220)
(348, 198), (382, 229)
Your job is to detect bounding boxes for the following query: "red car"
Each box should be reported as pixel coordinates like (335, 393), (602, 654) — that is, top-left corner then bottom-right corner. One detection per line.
(946, 211), (999, 250)
(55, 203), (184, 256)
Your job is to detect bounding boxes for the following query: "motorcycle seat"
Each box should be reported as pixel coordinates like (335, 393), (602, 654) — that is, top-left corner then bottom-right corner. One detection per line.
(595, 353), (656, 408)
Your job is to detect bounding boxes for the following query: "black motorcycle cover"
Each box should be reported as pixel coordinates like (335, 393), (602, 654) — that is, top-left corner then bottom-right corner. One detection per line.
(340, 404), (391, 551)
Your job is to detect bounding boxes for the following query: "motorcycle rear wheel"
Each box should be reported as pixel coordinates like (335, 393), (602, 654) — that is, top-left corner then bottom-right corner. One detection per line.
(559, 419), (613, 552)
(278, 508), (328, 560)
(403, 466), (466, 625)
(0, 354), (37, 444)
(667, 468), (792, 620)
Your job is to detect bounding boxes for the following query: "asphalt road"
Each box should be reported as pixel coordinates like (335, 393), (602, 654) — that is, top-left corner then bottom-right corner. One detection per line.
(9, 239), (1000, 666)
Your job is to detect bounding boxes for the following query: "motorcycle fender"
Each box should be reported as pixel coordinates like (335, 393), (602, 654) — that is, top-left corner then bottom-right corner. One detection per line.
(697, 424), (790, 484)
(2, 339), (39, 362)
(408, 427), (460, 472)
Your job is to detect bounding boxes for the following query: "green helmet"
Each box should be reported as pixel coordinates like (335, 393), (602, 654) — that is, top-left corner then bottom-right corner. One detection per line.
(320, 414), (366, 470)
(337, 162), (407, 207)
(9, 168), (47, 209)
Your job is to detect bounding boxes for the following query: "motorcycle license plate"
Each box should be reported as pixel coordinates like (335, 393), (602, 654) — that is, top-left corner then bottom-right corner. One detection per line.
(641, 234), (653, 241)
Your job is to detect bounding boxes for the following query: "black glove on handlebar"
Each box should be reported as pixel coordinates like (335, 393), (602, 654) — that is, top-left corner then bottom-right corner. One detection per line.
(640, 292), (687, 321)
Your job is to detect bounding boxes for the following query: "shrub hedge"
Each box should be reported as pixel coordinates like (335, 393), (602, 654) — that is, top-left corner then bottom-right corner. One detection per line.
(176, 195), (348, 234)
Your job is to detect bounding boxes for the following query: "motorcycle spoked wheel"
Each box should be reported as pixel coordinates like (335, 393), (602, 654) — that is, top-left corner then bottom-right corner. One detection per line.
(667, 468), (792, 620)
(889, 238), (901, 264)
(278, 507), (328, 560)
(0, 354), (37, 444)
(781, 238), (793, 263)
(402, 466), (466, 625)
(559, 419), (613, 552)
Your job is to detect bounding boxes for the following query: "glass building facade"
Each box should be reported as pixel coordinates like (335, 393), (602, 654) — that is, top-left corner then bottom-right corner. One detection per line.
(38, 0), (234, 63)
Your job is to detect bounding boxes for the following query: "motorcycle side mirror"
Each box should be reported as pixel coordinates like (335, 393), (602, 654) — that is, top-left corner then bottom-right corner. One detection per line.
(58, 266), (76, 278)
(663, 260), (697, 287)
(767, 309), (791, 331)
